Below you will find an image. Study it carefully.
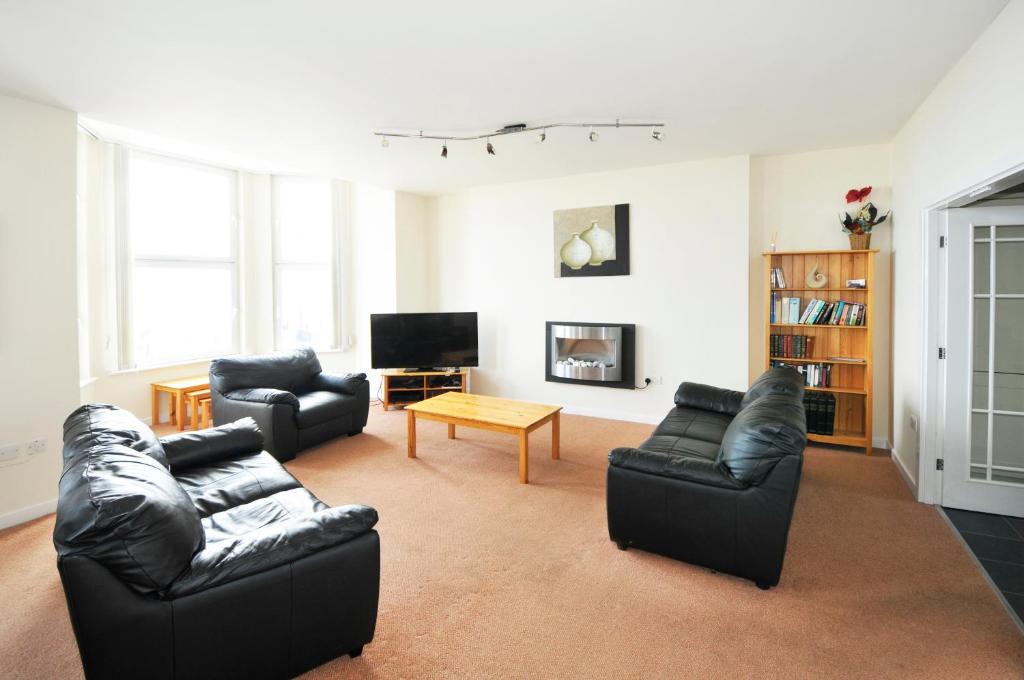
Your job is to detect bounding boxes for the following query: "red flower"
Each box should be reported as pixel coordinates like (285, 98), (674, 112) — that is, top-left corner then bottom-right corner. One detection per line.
(845, 186), (872, 203)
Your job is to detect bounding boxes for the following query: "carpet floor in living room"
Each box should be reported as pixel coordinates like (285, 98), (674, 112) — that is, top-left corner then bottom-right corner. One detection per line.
(1, 408), (1022, 679)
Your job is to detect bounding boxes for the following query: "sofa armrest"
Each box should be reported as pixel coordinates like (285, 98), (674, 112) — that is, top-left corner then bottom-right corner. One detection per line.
(159, 418), (264, 471)
(166, 504), (379, 597)
(223, 387), (299, 408)
(310, 372), (367, 396)
(674, 382), (745, 416)
(608, 447), (747, 489)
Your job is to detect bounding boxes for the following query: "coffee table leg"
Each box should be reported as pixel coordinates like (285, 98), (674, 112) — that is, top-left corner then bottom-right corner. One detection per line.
(152, 386), (160, 425)
(407, 410), (417, 458)
(177, 393), (187, 431)
(551, 411), (560, 460)
(447, 423), (455, 439)
(519, 430), (529, 484)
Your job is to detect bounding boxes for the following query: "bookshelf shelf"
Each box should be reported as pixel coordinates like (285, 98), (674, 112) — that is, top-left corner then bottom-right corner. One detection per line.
(764, 249), (877, 455)
(771, 288), (868, 292)
(769, 356), (866, 365)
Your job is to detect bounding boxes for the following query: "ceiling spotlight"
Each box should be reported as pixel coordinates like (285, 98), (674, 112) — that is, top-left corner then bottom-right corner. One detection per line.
(537, 129), (547, 143)
(486, 139), (495, 155)
(651, 128), (663, 141)
(380, 135), (389, 148)
(588, 127), (599, 142)
(441, 142), (448, 159)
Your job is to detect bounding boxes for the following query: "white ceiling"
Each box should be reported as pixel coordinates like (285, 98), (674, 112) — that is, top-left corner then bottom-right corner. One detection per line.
(0, 0), (1008, 195)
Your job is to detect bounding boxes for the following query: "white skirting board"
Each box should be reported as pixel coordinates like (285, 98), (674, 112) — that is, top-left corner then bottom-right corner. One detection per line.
(890, 447), (919, 497)
(0, 497), (57, 531)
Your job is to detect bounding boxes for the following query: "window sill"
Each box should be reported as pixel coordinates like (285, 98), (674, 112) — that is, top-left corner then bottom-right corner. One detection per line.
(110, 356), (221, 376)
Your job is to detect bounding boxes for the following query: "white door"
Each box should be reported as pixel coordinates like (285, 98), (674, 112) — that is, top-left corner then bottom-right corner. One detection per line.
(943, 206), (1024, 517)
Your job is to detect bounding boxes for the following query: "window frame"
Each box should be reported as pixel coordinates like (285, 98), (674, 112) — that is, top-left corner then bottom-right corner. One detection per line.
(270, 175), (344, 351)
(116, 148), (241, 369)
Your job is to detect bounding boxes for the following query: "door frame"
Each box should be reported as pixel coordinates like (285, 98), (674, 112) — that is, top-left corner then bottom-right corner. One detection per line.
(920, 161), (1024, 505)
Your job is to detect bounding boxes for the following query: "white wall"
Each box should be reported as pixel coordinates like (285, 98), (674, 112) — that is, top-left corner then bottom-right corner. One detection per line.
(429, 157), (751, 423)
(891, 0), (1024, 491)
(395, 192), (431, 312)
(0, 95), (79, 526)
(749, 145), (893, 445)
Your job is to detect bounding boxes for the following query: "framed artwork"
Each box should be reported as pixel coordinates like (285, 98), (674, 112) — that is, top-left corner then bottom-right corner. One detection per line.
(553, 204), (630, 277)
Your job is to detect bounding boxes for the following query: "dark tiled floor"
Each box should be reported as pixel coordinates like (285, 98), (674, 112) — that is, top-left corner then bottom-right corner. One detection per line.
(943, 507), (1024, 625)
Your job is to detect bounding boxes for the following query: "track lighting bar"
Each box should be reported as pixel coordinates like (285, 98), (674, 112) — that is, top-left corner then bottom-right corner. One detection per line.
(374, 120), (665, 143)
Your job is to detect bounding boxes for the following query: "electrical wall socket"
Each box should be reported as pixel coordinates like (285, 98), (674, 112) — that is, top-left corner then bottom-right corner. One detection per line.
(649, 376), (664, 385)
(27, 438), (47, 455)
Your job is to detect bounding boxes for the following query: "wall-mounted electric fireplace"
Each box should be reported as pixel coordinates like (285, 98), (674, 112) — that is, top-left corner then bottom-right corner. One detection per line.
(545, 321), (636, 389)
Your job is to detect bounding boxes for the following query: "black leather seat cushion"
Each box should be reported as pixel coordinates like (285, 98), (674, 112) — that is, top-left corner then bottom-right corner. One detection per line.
(295, 390), (357, 429)
(637, 434), (721, 460)
(652, 406), (733, 444)
(166, 489), (378, 598)
(174, 451), (303, 518)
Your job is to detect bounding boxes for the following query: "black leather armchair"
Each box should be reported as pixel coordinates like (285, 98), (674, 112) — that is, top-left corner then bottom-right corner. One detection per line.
(210, 348), (369, 462)
(607, 368), (807, 589)
(54, 404), (380, 680)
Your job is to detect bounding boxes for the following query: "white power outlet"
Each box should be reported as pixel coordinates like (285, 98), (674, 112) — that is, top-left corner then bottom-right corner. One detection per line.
(650, 376), (664, 385)
(27, 438), (47, 455)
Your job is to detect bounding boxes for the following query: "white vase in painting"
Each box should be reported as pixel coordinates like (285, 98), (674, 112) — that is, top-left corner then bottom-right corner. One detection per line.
(581, 220), (615, 265)
(560, 233), (593, 270)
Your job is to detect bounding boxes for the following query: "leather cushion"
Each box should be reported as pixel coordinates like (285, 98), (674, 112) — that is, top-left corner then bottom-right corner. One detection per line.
(53, 443), (205, 595)
(209, 347), (322, 395)
(740, 367), (805, 410)
(295, 391), (356, 429)
(63, 403), (169, 469)
(638, 434), (721, 460)
(166, 488), (379, 597)
(674, 382), (745, 416)
(160, 417), (265, 471)
(608, 448), (745, 489)
(652, 407), (733, 444)
(719, 394), (807, 485)
(174, 451), (302, 518)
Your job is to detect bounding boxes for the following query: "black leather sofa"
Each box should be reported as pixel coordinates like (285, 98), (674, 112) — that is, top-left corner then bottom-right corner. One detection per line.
(54, 404), (380, 680)
(210, 348), (369, 462)
(607, 368), (807, 589)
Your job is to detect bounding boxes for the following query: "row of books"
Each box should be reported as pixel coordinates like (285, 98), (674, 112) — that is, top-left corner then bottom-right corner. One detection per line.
(803, 393), (836, 435)
(771, 360), (833, 387)
(770, 294), (867, 326)
(801, 298), (866, 326)
(770, 294), (800, 323)
(770, 267), (787, 289)
(770, 334), (814, 358)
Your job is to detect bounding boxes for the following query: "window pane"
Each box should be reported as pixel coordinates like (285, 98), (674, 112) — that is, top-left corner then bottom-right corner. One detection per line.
(973, 242), (989, 294)
(995, 241), (1024, 295)
(274, 177), (332, 262)
(992, 414), (1024, 470)
(129, 154), (234, 258)
(971, 412), (988, 465)
(275, 264), (334, 349)
(973, 301), (989, 409)
(133, 264), (236, 365)
(993, 299), (1024, 411)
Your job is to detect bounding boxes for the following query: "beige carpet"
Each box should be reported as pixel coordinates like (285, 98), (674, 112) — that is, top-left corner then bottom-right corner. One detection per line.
(1, 409), (1021, 679)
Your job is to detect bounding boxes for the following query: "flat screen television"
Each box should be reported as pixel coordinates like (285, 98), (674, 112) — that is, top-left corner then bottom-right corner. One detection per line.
(370, 312), (479, 370)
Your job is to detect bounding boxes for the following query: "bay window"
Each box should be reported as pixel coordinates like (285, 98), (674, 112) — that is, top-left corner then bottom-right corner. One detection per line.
(272, 176), (341, 350)
(120, 151), (239, 368)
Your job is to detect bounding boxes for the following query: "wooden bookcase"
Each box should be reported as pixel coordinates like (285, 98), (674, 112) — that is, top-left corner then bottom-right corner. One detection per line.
(381, 368), (469, 410)
(763, 249), (876, 455)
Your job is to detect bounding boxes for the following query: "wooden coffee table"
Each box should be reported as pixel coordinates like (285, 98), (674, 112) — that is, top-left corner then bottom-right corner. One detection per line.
(405, 392), (562, 484)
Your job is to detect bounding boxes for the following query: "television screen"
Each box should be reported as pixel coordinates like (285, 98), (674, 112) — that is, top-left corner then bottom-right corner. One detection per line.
(370, 312), (479, 369)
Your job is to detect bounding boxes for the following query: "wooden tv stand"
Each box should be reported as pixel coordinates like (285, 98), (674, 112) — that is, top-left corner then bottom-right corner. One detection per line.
(381, 368), (469, 410)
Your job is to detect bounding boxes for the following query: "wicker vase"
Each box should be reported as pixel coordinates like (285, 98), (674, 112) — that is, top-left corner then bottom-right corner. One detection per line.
(848, 233), (871, 250)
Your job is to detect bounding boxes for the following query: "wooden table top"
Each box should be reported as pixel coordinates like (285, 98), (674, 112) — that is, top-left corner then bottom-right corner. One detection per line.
(406, 392), (561, 430)
(152, 375), (209, 391)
